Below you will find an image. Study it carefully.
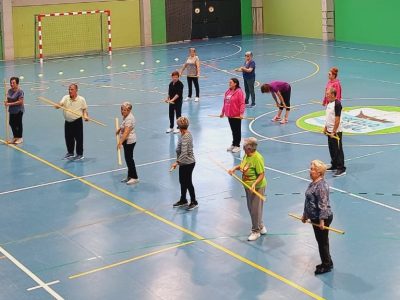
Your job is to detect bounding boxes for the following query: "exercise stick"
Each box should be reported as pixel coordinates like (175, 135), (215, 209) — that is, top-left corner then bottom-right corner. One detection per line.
(288, 213), (345, 234)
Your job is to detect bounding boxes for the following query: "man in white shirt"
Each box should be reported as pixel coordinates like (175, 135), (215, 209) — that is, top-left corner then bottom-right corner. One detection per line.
(57, 84), (88, 160)
(324, 88), (346, 177)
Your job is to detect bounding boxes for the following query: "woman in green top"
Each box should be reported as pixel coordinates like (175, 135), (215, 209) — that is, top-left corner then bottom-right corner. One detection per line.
(229, 137), (267, 241)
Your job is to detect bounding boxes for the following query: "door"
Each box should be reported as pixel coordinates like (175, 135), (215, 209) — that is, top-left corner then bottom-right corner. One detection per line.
(191, 0), (242, 39)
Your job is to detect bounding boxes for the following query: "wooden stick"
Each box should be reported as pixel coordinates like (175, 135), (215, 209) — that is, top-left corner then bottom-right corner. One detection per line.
(324, 132), (340, 141)
(208, 114), (255, 120)
(37, 96), (106, 127)
(115, 117), (122, 166)
(288, 213), (345, 235)
(4, 80), (9, 142)
(210, 156), (266, 201)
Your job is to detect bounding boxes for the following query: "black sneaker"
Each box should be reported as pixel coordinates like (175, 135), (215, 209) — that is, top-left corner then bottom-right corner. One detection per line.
(173, 200), (188, 208)
(63, 153), (74, 160)
(315, 265), (332, 275)
(187, 203), (199, 211)
(333, 169), (346, 177)
(326, 166), (336, 172)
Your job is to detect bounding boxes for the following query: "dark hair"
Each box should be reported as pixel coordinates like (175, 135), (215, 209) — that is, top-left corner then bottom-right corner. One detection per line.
(330, 67), (338, 78)
(260, 83), (271, 93)
(171, 70), (180, 77)
(230, 78), (240, 89)
(10, 77), (19, 85)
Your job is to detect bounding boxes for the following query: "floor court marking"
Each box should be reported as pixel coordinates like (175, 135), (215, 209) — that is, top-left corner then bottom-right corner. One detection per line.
(0, 245), (64, 300)
(0, 157), (175, 196)
(233, 157), (400, 213)
(69, 241), (195, 280)
(0, 139), (324, 300)
(27, 280), (60, 292)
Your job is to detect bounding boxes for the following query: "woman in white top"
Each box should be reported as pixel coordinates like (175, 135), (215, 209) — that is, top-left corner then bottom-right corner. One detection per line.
(180, 48), (200, 102)
(116, 102), (139, 185)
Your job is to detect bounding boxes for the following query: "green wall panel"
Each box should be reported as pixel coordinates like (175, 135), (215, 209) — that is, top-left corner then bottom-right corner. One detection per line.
(335, 0), (400, 47)
(12, 0), (140, 59)
(263, 0), (322, 39)
(241, 0), (252, 35)
(151, 0), (166, 44)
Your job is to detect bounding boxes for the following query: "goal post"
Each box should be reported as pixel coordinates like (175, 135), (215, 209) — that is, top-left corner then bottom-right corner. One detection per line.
(35, 9), (112, 63)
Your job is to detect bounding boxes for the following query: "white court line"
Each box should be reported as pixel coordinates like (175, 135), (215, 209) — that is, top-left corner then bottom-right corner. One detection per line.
(272, 151), (385, 179)
(0, 246), (64, 299)
(234, 157), (400, 213)
(27, 280), (60, 291)
(258, 131), (308, 142)
(0, 157), (176, 196)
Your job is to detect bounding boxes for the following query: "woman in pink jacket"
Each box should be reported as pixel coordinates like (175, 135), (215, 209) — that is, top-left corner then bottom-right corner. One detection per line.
(323, 67), (342, 106)
(220, 78), (245, 153)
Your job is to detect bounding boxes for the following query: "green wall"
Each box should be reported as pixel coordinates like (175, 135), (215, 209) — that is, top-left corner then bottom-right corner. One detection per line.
(12, 0), (141, 58)
(335, 0), (400, 47)
(263, 0), (322, 39)
(241, 0), (252, 35)
(150, 0), (166, 44)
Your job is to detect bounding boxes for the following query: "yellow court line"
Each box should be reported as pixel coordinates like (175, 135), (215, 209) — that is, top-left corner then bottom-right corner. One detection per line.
(0, 140), (324, 300)
(69, 241), (195, 279)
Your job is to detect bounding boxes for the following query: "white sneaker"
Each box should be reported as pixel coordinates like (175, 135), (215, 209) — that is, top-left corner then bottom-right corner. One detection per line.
(226, 145), (234, 152)
(194, 97), (199, 102)
(14, 138), (23, 144)
(231, 146), (241, 153)
(248, 232), (261, 241)
(260, 226), (267, 235)
(185, 97), (191, 101)
(166, 128), (173, 133)
(126, 178), (139, 185)
(173, 128), (180, 134)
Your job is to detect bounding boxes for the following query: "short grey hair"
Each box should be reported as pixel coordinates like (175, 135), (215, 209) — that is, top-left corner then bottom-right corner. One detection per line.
(245, 51), (253, 57)
(121, 101), (132, 110)
(243, 137), (258, 152)
(327, 87), (337, 97)
(311, 160), (327, 176)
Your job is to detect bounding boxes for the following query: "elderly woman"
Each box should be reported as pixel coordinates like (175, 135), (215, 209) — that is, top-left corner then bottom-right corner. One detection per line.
(180, 47), (200, 102)
(236, 51), (256, 107)
(220, 78), (245, 153)
(323, 67), (342, 106)
(116, 102), (139, 185)
(170, 116), (198, 211)
(5, 76), (25, 144)
(229, 137), (267, 241)
(302, 160), (334, 275)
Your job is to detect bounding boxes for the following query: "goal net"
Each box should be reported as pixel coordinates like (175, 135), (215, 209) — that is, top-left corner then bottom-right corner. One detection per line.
(35, 10), (112, 62)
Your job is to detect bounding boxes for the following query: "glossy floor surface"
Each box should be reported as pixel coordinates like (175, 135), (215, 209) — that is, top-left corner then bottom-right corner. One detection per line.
(1, 35), (400, 300)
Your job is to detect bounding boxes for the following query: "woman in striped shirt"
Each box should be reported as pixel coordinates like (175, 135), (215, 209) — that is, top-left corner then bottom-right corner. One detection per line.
(170, 116), (198, 210)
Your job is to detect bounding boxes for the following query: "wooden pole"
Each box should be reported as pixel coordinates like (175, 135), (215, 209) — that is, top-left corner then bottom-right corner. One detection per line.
(115, 117), (122, 166)
(210, 156), (266, 201)
(288, 213), (345, 234)
(37, 96), (107, 127)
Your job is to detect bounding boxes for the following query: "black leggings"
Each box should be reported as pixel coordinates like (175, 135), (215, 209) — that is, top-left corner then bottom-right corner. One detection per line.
(169, 102), (182, 129)
(187, 77), (200, 98)
(278, 86), (291, 111)
(65, 118), (83, 155)
(327, 132), (346, 171)
(179, 162), (196, 203)
(228, 117), (242, 147)
(9, 111), (23, 138)
(311, 215), (333, 267)
(123, 142), (138, 179)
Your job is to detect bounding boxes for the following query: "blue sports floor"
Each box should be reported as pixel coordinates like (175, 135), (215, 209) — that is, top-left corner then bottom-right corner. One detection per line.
(1, 35), (400, 300)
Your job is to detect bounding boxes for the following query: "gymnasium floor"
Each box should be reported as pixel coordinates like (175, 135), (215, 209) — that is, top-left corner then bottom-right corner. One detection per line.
(1, 35), (400, 300)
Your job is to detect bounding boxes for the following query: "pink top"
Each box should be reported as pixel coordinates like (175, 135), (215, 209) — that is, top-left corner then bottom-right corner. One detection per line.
(323, 79), (342, 105)
(221, 88), (245, 118)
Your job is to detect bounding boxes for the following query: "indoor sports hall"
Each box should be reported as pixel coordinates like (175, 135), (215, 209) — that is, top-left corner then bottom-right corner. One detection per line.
(1, 1), (399, 299)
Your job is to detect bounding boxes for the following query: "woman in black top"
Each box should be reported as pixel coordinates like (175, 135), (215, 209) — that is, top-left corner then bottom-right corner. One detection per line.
(165, 71), (184, 134)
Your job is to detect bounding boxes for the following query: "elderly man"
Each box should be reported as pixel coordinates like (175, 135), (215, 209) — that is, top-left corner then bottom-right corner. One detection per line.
(324, 87), (346, 177)
(57, 84), (88, 160)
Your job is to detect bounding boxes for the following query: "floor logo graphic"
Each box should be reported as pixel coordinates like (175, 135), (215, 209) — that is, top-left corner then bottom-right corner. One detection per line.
(297, 106), (400, 135)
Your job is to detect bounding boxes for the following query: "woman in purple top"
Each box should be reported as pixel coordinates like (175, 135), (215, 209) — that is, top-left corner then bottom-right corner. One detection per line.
(261, 81), (291, 124)
(4, 77), (24, 144)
